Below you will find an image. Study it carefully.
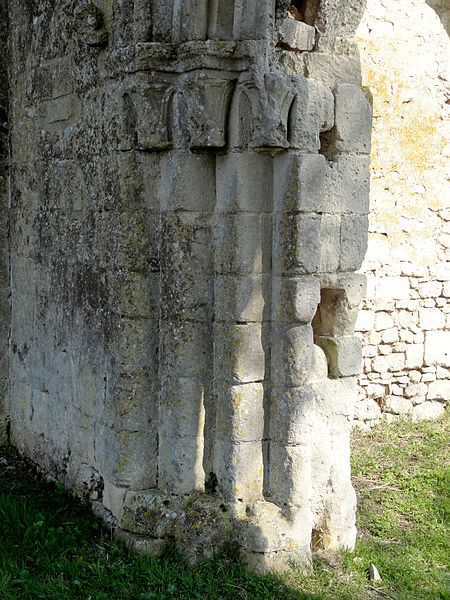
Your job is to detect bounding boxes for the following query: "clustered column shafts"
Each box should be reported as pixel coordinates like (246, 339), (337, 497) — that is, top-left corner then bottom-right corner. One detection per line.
(158, 150), (215, 494)
(6, 0), (372, 572)
(213, 149), (272, 505)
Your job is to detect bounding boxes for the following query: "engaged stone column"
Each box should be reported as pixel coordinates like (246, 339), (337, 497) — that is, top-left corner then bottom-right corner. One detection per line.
(6, 0), (372, 572)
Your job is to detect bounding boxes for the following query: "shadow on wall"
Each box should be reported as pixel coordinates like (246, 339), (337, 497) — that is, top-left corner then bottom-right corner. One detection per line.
(426, 0), (450, 36)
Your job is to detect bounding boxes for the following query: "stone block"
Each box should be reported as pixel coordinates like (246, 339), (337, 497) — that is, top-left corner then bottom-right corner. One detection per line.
(325, 155), (371, 214)
(161, 212), (213, 277)
(367, 383), (385, 398)
(304, 52), (362, 89)
(215, 214), (272, 275)
(437, 367), (450, 379)
(95, 427), (158, 489)
(316, 336), (362, 378)
(271, 276), (320, 323)
(273, 213), (321, 275)
(404, 384), (418, 398)
(115, 151), (160, 212)
(158, 434), (205, 494)
(274, 153), (327, 213)
(419, 308), (446, 330)
(267, 442), (312, 507)
(320, 214), (341, 273)
(115, 530), (167, 557)
(214, 274), (268, 322)
(418, 281), (442, 298)
(321, 272), (367, 308)
(427, 380), (450, 402)
(121, 489), (178, 537)
(398, 309), (418, 329)
(375, 277), (410, 301)
(424, 331), (450, 366)
(379, 344), (393, 355)
(105, 372), (158, 432)
(333, 84), (372, 154)
(113, 317), (158, 377)
(372, 353), (406, 373)
(308, 344), (329, 381)
(382, 328), (399, 344)
(160, 273), (213, 322)
(312, 375), (358, 421)
(175, 495), (234, 565)
(159, 377), (206, 440)
(289, 78), (334, 151)
(375, 312), (395, 331)
(216, 152), (273, 213)
(116, 272), (159, 319)
(405, 344), (424, 369)
(319, 483), (357, 552)
(384, 396), (413, 415)
(269, 385), (317, 444)
(412, 401), (445, 422)
(430, 262), (450, 281)
(160, 320), (212, 379)
(238, 502), (313, 554)
(339, 215), (369, 272)
(409, 370), (422, 383)
(313, 283), (363, 337)
(241, 546), (312, 575)
(214, 323), (265, 384)
(271, 323), (314, 386)
(215, 383), (265, 442)
(102, 480), (127, 521)
(160, 152), (216, 212)
(354, 399), (382, 421)
(422, 372), (436, 383)
(214, 439), (264, 501)
(362, 345), (377, 358)
(99, 210), (160, 273)
(233, 0), (267, 39)
(278, 18), (315, 51)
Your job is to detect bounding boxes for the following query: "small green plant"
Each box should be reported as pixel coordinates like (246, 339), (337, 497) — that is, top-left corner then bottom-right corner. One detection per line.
(0, 410), (448, 599)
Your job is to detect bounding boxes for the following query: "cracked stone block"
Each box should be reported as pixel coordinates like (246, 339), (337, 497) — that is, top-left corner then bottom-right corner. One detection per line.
(333, 84), (373, 154)
(272, 275), (320, 323)
(278, 18), (315, 51)
(316, 336), (362, 378)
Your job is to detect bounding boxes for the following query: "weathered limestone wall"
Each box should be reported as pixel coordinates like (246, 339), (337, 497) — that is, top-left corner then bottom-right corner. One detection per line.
(354, 0), (450, 427)
(0, 0), (9, 445)
(6, 0), (371, 571)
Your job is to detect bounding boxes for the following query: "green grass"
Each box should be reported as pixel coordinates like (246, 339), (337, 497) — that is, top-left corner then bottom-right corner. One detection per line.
(0, 410), (449, 599)
(350, 411), (450, 600)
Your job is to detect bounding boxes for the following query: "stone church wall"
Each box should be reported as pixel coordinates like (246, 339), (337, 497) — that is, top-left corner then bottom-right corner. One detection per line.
(354, 0), (450, 427)
(4, 0), (372, 571)
(0, 0), (10, 445)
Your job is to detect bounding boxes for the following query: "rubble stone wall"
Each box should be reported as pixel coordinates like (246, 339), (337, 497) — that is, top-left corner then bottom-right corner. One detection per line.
(354, 0), (450, 427)
(5, 0), (371, 571)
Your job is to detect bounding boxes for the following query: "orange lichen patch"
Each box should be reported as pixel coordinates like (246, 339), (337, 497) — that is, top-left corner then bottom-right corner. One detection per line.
(396, 114), (441, 172)
(358, 36), (445, 177)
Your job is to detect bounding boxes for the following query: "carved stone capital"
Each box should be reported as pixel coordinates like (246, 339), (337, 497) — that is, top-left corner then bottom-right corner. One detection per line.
(179, 75), (235, 149)
(74, 2), (108, 47)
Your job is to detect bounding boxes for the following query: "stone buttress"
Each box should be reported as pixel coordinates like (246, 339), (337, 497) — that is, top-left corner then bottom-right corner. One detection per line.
(5, 0), (372, 571)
